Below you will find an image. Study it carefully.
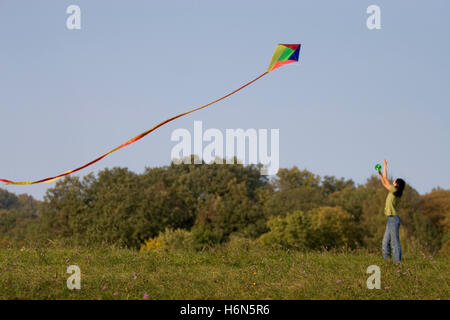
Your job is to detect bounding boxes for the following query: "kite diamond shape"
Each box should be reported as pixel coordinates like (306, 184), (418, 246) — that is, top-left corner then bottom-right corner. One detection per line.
(267, 44), (301, 73)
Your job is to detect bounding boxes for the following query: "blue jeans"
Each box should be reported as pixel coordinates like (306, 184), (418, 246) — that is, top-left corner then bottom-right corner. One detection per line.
(382, 215), (402, 262)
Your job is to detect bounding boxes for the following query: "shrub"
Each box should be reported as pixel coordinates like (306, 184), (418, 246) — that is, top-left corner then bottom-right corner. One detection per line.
(226, 234), (254, 251)
(191, 224), (224, 250)
(308, 206), (362, 249)
(258, 206), (362, 250)
(258, 210), (312, 250)
(157, 228), (194, 251)
(140, 228), (194, 253)
(140, 237), (161, 253)
(408, 212), (442, 253)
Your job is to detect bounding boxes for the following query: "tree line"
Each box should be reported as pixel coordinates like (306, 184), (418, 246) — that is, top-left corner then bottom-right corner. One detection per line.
(0, 157), (448, 254)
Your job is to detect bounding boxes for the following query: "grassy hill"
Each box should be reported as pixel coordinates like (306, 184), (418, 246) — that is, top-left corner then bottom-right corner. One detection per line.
(0, 240), (448, 300)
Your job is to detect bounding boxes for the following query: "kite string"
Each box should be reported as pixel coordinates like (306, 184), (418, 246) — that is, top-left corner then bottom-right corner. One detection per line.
(1, 71), (269, 185)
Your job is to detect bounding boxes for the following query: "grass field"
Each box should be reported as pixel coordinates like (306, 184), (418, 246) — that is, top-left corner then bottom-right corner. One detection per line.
(0, 241), (448, 300)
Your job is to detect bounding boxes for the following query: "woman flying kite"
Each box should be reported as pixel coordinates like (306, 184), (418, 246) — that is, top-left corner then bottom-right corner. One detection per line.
(377, 159), (406, 263)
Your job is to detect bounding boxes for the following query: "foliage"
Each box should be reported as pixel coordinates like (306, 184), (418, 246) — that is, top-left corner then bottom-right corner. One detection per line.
(258, 207), (362, 250)
(140, 237), (162, 252)
(258, 210), (312, 250)
(0, 157), (448, 254)
(141, 228), (194, 252)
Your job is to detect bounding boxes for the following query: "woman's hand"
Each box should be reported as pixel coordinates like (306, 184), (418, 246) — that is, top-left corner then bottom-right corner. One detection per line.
(383, 159), (387, 167)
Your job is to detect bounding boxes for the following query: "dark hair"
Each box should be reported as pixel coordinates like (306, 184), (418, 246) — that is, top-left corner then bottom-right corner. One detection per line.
(393, 178), (405, 197)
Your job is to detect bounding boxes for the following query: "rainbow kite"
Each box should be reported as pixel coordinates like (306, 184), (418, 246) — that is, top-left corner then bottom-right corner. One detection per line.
(0, 43), (301, 185)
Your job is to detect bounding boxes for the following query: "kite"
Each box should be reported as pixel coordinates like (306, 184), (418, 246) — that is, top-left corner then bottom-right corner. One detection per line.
(0, 43), (301, 185)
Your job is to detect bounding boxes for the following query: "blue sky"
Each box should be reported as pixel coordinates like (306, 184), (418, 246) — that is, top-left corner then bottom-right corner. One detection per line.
(1, 0), (449, 200)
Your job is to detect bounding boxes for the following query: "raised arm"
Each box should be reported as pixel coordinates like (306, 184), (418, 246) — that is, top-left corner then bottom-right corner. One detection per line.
(379, 159), (392, 190)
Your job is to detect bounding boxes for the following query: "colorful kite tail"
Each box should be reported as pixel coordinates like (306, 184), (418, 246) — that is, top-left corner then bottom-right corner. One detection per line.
(1, 72), (269, 185)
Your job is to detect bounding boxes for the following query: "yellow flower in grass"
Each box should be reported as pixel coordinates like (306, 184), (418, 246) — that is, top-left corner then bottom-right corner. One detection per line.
(140, 238), (161, 253)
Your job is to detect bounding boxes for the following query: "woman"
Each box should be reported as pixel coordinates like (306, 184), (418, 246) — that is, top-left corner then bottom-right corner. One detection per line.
(378, 159), (405, 263)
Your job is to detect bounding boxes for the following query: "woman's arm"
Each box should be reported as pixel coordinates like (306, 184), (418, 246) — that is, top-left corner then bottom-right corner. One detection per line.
(379, 159), (391, 190)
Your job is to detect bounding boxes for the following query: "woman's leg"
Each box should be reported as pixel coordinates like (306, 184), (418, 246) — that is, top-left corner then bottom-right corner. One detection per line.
(382, 218), (391, 260)
(390, 215), (402, 263)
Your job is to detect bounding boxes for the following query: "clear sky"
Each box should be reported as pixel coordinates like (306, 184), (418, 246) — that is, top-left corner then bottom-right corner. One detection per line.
(1, 0), (449, 200)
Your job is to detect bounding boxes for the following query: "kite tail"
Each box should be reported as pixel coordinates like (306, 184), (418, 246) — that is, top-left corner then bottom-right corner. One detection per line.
(1, 72), (269, 185)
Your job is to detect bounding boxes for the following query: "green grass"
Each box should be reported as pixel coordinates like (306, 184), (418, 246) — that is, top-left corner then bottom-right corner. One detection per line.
(0, 242), (448, 300)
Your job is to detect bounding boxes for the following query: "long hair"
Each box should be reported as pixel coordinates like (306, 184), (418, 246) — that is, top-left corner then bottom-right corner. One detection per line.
(393, 178), (406, 197)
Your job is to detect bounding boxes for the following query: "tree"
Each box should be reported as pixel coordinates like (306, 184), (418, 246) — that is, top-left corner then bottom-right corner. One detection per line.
(263, 166), (324, 217)
(0, 189), (19, 210)
(192, 178), (266, 247)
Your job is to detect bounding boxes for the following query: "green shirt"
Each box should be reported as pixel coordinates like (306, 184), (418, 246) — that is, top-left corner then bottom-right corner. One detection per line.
(384, 185), (400, 216)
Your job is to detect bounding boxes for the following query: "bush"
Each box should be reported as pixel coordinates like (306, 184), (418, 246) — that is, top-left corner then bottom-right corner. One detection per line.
(158, 228), (194, 251)
(258, 210), (311, 250)
(226, 234), (254, 252)
(258, 206), (362, 250)
(140, 237), (162, 253)
(140, 228), (194, 253)
(191, 224), (224, 250)
(408, 212), (442, 254)
(308, 206), (362, 249)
